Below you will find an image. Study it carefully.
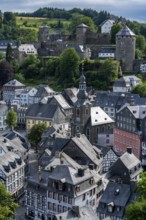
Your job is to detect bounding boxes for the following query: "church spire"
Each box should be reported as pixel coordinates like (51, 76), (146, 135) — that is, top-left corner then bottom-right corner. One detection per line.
(77, 62), (88, 101)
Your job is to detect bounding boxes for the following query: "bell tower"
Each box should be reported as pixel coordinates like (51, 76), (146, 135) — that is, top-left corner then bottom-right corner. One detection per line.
(71, 63), (91, 136)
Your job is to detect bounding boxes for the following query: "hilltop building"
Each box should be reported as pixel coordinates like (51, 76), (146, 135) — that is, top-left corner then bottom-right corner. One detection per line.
(116, 25), (136, 72)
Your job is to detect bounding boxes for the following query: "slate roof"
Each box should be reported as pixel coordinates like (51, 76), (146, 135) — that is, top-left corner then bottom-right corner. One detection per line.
(100, 19), (115, 27)
(116, 25), (135, 36)
(120, 152), (140, 170)
(99, 47), (115, 54)
(26, 103), (58, 119)
(0, 151), (24, 176)
(97, 182), (132, 218)
(35, 84), (55, 98)
(117, 105), (146, 119)
(113, 75), (141, 87)
(90, 107), (114, 126)
(52, 94), (71, 109)
(94, 91), (140, 110)
(3, 79), (25, 87)
(44, 152), (82, 172)
(46, 165), (98, 185)
(77, 23), (88, 28)
(71, 134), (101, 166)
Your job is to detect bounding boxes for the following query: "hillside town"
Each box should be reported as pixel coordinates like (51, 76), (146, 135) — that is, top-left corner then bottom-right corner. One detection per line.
(0, 8), (146, 220)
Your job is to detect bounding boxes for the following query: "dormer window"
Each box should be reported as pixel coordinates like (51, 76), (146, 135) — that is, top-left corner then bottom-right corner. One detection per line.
(58, 182), (63, 191)
(90, 178), (94, 185)
(76, 185), (80, 192)
(108, 202), (114, 212)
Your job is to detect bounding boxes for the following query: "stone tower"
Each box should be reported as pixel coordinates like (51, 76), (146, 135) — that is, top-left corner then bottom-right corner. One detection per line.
(38, 26), (49, 43)
(116, 25), (136, 72)
(76, 23), (89, 45)
(71, 71), (91, 136)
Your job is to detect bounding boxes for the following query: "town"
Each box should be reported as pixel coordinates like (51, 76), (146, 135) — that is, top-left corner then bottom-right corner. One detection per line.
(0, 7), (146, 220)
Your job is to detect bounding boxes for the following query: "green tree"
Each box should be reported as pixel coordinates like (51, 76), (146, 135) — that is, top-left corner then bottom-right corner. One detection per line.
(58, 48), (80, 86)
(136, 35), (146, 51)
(69, 14), (96, 33)
(28, 123), (47, 152)
(20, 55), (41, 79)
(5, 108), (17, 130)
(6, 43), (13, 63)
(132, 82), (146, 97)
(0, 60), (14, 88)
(3, 12), (16, 26)
(0, 182), (18, 220)
(111, 24), (123, 44)
(126, 173), (146, 220)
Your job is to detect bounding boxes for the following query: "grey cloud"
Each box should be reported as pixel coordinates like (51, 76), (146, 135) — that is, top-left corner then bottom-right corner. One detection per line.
(0, 0), (145, 22)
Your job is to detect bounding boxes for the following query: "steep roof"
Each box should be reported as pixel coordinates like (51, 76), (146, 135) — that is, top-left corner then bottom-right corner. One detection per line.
(120, 152), (140, 170)
(71, 134), (101, 166)
(3, 79), (25, 87)
(116, 25), (135, 36)
(26, 103), (58, 119)
(77, 23), (88, 28)
(90, 107), (114, 126)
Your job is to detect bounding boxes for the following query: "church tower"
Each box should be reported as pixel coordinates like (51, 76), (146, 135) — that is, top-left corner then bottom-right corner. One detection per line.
(71, 68), (91, 136)
(116, 25), (136, 72)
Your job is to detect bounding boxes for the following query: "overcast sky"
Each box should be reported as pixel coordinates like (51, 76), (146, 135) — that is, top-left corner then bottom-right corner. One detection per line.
(1, 0), (146, 23)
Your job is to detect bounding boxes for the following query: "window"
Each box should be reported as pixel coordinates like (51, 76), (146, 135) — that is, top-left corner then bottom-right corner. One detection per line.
(76, 108), (80, 115)
(82, 193), (86, 201)
(68, 197), (72, 204)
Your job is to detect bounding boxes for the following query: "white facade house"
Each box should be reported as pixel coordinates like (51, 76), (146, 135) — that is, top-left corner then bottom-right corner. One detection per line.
(0, 138), (25, 198)
(100, 20), (115, 34)
(18, 44), (37, 63)
(113, 76), (141, 92)
(0, 101), (8, 130)
(20, 87), (37, 106)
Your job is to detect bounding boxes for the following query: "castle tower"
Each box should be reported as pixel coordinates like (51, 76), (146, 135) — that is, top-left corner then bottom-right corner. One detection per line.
(38, 26), (49, 43)
(76, 23), (89, 45)
(116, 25), (136, 72)
(71, 68), (91, 136)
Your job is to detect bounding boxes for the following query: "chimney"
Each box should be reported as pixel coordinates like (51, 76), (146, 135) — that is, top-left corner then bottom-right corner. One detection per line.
(72, 206), (81, 218)
(89, 164), (95, 170)
(76, 133), (80, 138)
(78, 168), (84, 177)
(3, 138), (7, 143)
(127, 147), (132, 154)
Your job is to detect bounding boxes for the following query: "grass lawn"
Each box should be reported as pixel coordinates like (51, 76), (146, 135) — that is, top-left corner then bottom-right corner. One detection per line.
(16, 16), (70, 33)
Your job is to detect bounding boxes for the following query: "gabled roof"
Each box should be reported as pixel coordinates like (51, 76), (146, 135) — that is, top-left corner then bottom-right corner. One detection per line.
(48, 165), (96, 185)
(117, 104), (146, 119)
(51, 94), (71, 109)
(71, 134), (101, 166)
(3, 79), (25, 87)
(116, 25), (135, 36)
(98, 182), (132, 218)
(113, 75), (141, 87)
(100, 19), (115, 27)
(26, 103), (59, 119)
(90, 107), (114, 126)
(120, 152), (140, 170)
(77, 23), (88, 28)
